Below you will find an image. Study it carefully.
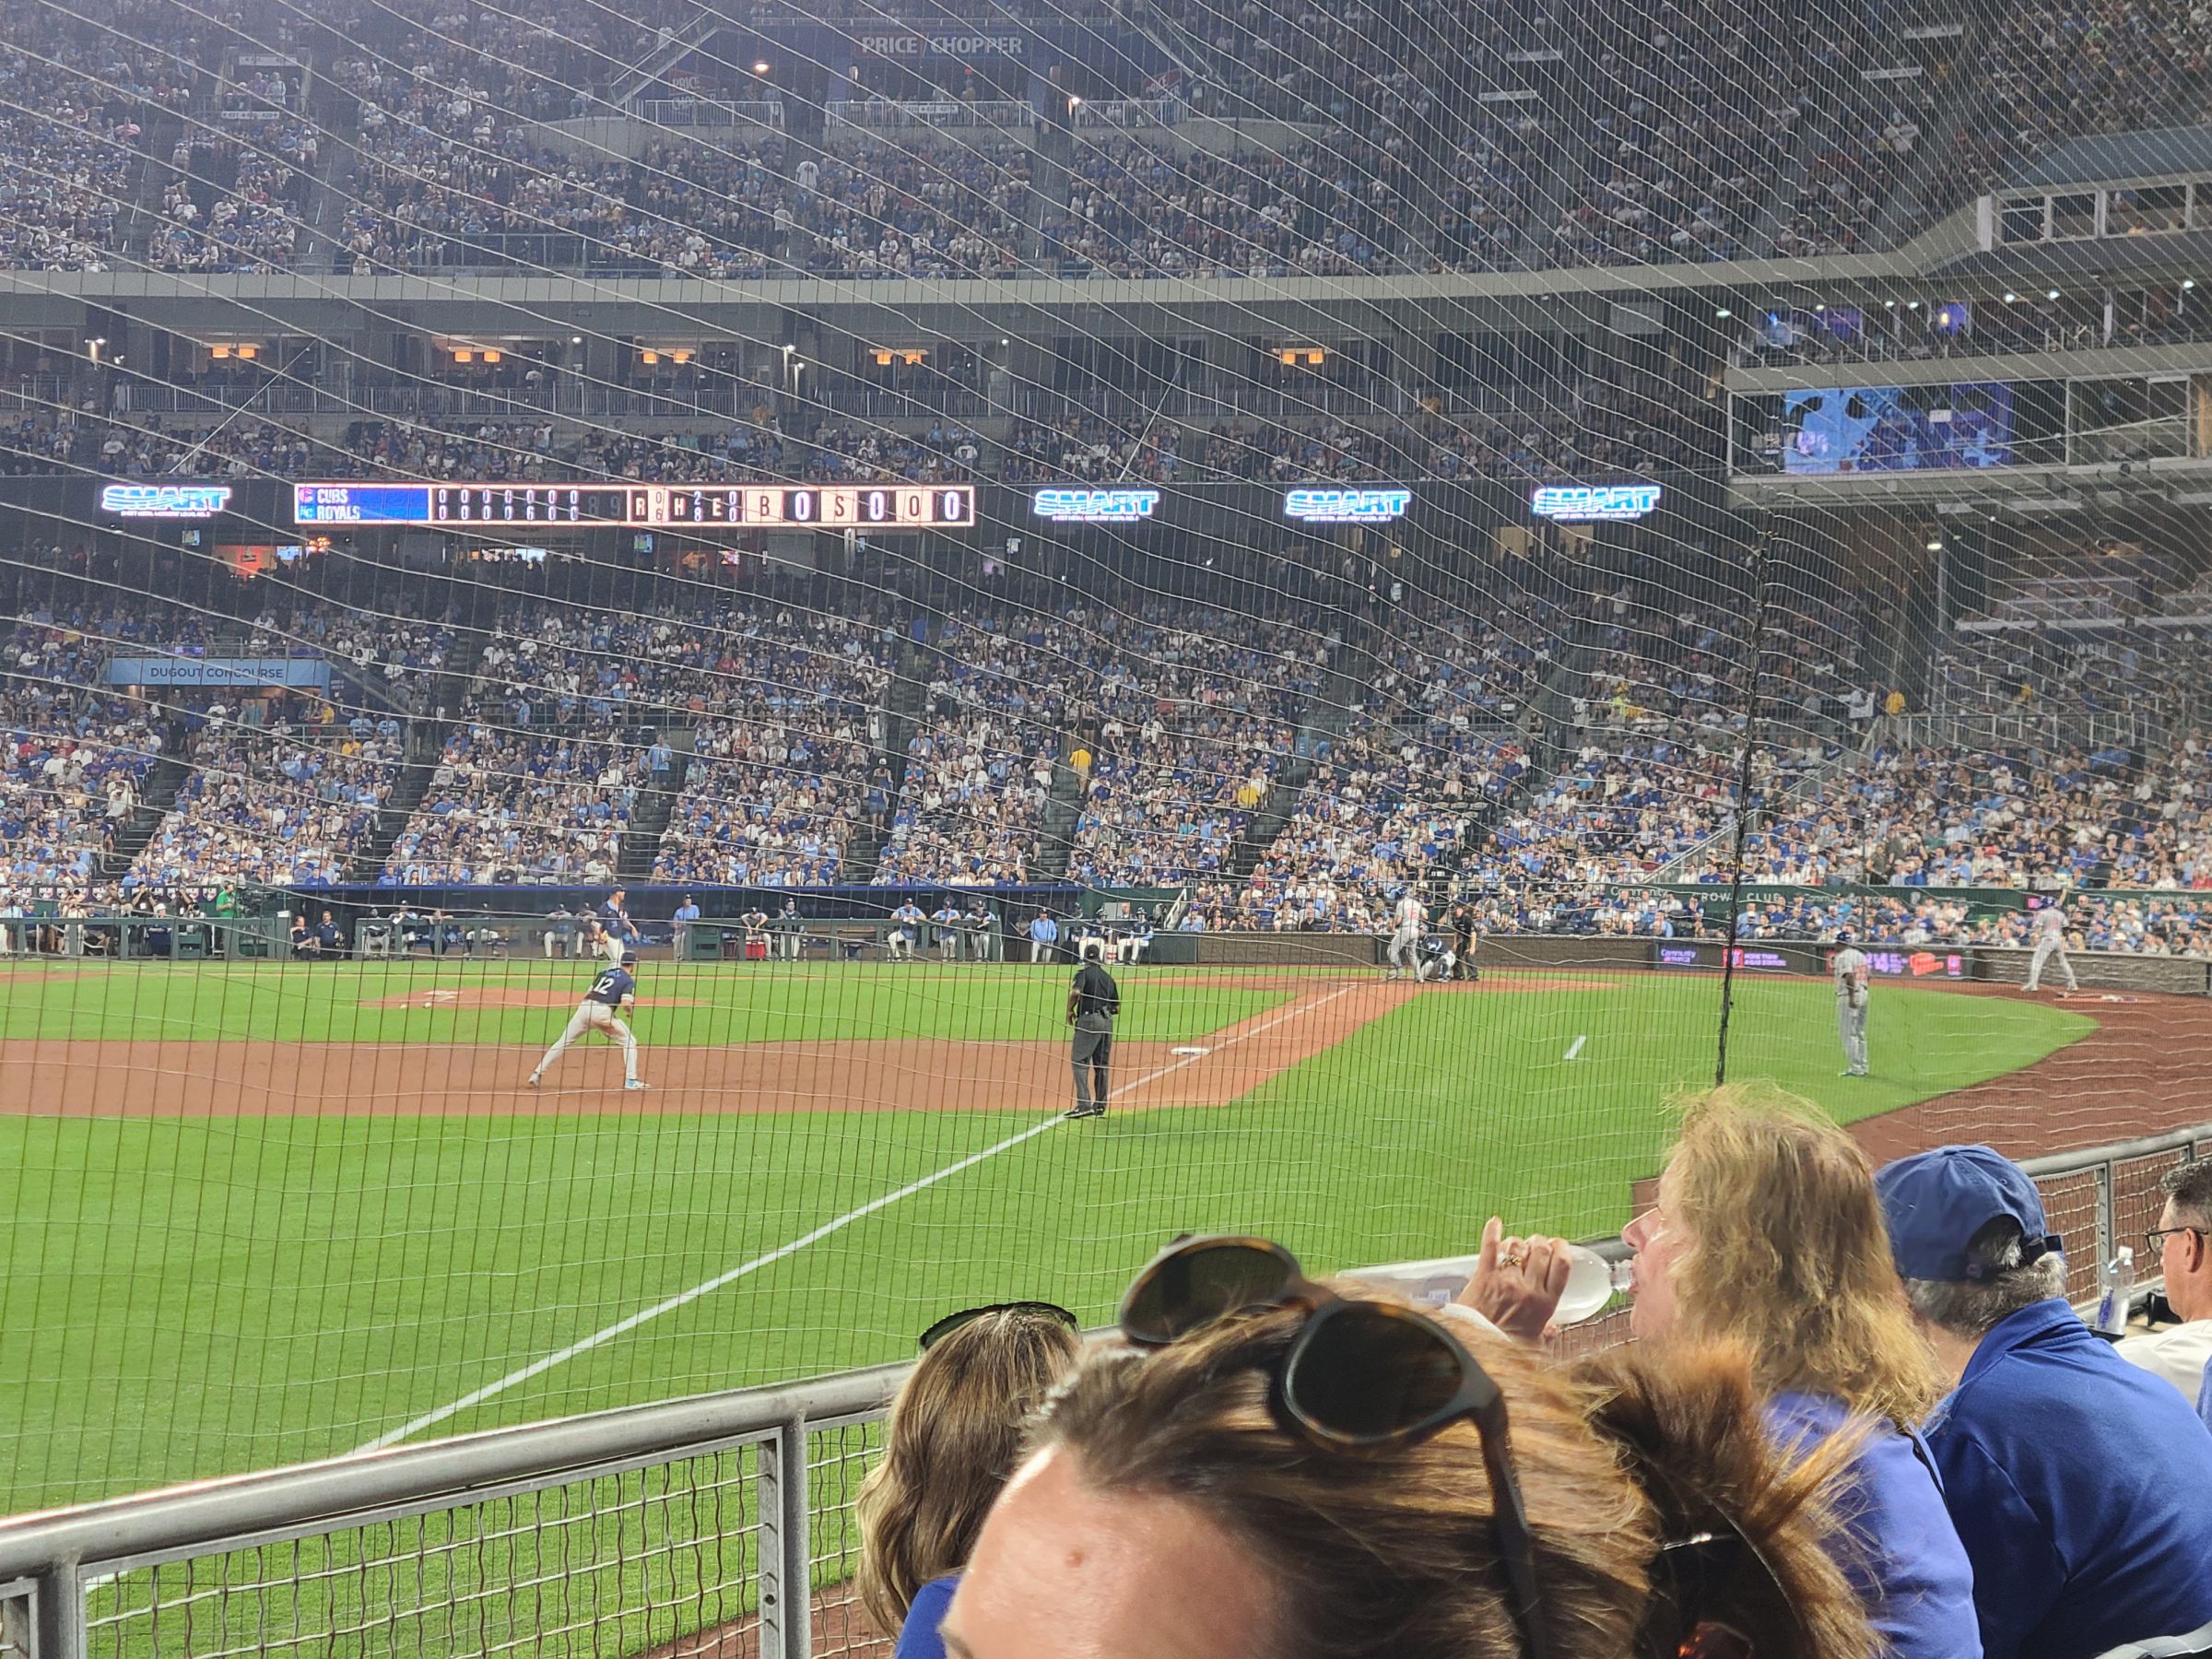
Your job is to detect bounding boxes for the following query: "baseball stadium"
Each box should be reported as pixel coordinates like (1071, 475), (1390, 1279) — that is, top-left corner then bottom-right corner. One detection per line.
(3, 0), (2212, 1651)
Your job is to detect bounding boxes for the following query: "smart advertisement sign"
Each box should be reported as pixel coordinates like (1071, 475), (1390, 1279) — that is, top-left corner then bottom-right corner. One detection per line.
(1531, 484), (1663, 523)
(1283, 486), (1411, 524)
(1032, 487), (1161, 524)
(100, 482), (233, 519)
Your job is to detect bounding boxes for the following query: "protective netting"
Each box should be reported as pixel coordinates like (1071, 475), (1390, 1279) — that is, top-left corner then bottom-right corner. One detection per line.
(2, 0), (2210, 1535)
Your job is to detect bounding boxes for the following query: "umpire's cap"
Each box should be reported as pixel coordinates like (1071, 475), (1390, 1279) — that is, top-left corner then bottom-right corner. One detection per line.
(622, 950), (641, 966)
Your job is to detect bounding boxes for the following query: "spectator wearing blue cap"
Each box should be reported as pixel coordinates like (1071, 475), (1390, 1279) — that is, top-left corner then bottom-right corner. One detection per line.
(1877, 1143), (2212, 1659)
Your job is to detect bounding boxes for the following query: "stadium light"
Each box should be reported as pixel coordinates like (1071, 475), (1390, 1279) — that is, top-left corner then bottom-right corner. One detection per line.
(1925, 539), (1945, 552)
(2046, 288), (2061, 300)
(2186, 279), (2199, 290)
(753, 59), (771, 74)
(1713, 308), (1731, 320)
(1907, 300), (1922, 310)
(2003, 291), (2019, 302)
(1883, 299), (1897, 309)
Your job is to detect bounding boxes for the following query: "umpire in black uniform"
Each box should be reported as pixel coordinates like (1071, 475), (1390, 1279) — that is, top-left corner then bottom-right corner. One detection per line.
(1065, 939), (1120, 1119)
(1449, 898), (1479, 982)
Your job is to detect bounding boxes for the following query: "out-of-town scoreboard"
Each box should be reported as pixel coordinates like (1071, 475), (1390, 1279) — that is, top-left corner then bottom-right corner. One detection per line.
(293, 482), (977, 529)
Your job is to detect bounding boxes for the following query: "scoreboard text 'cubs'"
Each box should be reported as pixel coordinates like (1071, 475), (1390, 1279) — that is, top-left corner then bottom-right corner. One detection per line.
(292, 482), (979, 530)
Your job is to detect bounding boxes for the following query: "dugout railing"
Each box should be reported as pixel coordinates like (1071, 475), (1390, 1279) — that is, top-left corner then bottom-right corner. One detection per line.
(0, 1123), (2204, 1659)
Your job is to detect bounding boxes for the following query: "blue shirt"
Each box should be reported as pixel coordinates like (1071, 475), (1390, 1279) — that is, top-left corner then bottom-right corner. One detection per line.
(1765, 1393), (1980, 1659)
(895, 1575), (959, 1659)
(1926, 1298), (2212, 1659)
(2198, 1360), (2211, 1434)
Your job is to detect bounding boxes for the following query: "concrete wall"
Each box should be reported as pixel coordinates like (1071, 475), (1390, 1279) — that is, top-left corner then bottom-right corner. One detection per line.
(1976, 947), (2210, 997)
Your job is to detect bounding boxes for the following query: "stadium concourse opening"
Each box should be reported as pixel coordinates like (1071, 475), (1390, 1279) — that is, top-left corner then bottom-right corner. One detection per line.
(6, 0), (2212, 1620)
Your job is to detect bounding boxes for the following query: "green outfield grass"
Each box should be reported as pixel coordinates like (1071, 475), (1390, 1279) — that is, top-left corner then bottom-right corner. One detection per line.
(0, 961), (2090, 1519)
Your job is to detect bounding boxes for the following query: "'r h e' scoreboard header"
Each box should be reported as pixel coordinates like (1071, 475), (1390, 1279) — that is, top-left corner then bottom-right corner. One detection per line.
(293, 482), (977, 530)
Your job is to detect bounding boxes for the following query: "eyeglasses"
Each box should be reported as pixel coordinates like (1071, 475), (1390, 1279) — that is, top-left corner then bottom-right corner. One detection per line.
(2147, 1224), (2208, 1254)
(918, 1300), (1077, 1351)
(1118, 1234), (1547, 1659)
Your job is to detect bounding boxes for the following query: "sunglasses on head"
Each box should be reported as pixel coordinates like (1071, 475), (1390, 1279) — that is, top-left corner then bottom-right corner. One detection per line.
(919, 1300), (1078, 1351)
(1118, 1235), (1547, 1659)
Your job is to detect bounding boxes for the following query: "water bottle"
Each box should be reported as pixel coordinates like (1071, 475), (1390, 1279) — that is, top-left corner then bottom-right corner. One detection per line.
(1346, 1242), (1633, 1326)
(1553, 1243), (1638, 1326)
(2096, 1244), (2136, 1337)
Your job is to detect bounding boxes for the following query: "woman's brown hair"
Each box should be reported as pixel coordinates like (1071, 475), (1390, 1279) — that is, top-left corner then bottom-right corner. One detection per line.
(1665, 1084), (1943, 1427)
(855, 1306), (1082, 1636)
(1028, 1302), (1876, 1659)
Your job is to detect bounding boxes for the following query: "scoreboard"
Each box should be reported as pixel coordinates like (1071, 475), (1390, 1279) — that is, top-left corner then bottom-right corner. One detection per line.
(293, 481), (977, 530)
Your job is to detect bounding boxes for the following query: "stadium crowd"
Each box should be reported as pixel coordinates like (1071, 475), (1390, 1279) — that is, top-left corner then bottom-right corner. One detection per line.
(1044, 137), (1403, 278)
(130, 705), (398, 888)
(1, 620), (166, 899)
(651, 605), (895, 888)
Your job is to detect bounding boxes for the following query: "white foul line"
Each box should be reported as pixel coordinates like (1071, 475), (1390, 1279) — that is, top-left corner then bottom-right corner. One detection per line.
(1563, 1034), (1588, 1062)
(353, 982), (1363, 1453)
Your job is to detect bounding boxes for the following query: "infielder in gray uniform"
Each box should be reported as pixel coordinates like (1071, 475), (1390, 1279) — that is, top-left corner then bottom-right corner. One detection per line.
(1833, 932), (1870, 1077)
(2023, 899), (2079, 993)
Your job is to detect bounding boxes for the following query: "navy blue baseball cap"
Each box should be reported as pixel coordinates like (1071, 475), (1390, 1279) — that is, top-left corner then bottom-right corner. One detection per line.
(1876, 1144), (2062, 1283)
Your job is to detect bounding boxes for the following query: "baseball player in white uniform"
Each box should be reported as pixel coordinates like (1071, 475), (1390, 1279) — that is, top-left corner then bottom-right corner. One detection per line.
(1385, 891), (1427, 980)
(2023, 899), (2078, 994)
(1833, 932), (1870, 1077)
(528, 952), (648, 1090)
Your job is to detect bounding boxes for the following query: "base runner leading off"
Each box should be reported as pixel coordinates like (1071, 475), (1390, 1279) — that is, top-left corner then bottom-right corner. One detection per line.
(529, 951), (649, 1090)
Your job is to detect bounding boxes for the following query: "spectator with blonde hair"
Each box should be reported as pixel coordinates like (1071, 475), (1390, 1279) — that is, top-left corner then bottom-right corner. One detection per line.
(858, 1301), (1083, 1658)
(1618, 1086), (1980, 1657)
(943, 1233), (1876, 1659)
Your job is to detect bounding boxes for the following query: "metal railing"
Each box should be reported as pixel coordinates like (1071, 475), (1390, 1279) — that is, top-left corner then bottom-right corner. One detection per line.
(825, 100), (1036, 133)
(0, 1123), (2202, 1658)
(630, 98), (787, 130)
(0, 1364), (905, 1659)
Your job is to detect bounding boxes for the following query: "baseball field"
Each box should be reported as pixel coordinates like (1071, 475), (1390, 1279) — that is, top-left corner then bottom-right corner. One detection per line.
(0, 954), (2139, 1515)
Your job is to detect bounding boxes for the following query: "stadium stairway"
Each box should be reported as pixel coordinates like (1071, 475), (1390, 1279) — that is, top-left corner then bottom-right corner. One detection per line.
(843, 641), (931, 885)
(1228, 756), (1310, 879)
(616, 730), (693, 885)
(1867, 0), (2009, 244)
(96, 743), (193, 884)
(343, 618), (492, 882)
(120, 96), (192, 258)
(1031, 753), (1086, 884)
(1747, 95), (1842, 254)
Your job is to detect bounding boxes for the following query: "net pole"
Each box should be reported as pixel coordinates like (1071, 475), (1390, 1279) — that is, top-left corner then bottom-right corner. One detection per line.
(1712, 514), (1779, 1088)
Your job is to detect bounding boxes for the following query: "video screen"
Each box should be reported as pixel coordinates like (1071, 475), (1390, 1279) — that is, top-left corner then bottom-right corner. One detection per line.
(1780, 382), (2015, 473)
